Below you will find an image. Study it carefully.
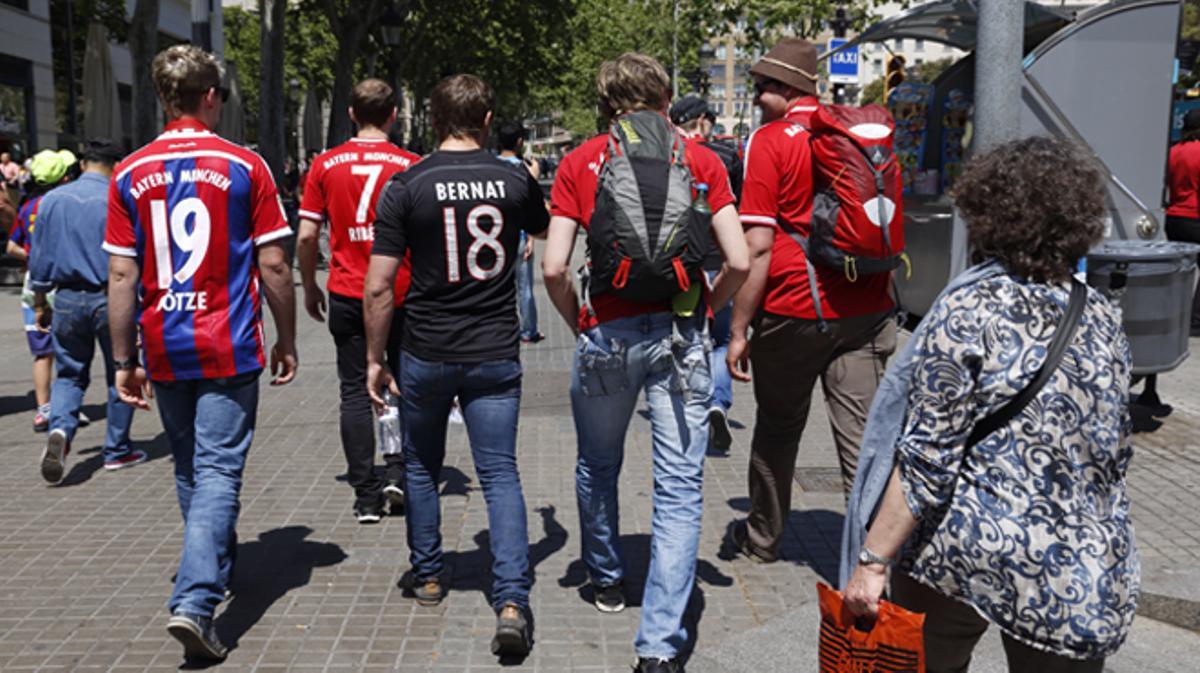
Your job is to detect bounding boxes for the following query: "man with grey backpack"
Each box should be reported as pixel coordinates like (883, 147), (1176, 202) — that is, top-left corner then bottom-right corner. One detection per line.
(542, 53), (749, 673)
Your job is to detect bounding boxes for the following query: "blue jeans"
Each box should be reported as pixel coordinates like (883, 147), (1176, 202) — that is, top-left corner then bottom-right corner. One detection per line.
(399, 351), (530, 611)
(154, 370), (260, 618)
(49, 288), (135, 461)
(516, 231), (539, 339)
(570, 312), (711, 658)
(706, 270), (733, 412)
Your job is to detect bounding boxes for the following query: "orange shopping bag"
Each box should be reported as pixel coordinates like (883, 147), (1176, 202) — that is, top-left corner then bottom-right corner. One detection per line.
(817, 582), (925, 673)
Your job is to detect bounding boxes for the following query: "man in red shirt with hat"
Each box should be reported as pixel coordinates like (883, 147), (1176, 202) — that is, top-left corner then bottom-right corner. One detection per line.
(727, 38), (897, 563)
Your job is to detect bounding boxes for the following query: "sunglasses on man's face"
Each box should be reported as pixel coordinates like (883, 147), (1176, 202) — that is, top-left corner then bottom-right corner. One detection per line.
(753, 79), (789, 97)
(212, 86), (230, 103)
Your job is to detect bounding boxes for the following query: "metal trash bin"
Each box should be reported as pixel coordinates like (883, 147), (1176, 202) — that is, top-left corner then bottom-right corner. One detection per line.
(1087, 240), (1200, 375)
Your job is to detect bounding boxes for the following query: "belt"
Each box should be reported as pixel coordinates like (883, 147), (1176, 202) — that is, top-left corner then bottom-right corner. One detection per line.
(56, 281), (105, 293)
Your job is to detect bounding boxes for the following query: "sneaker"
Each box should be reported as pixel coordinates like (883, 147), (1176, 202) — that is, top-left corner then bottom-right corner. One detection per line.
(354, 500), (384, 524)
(166, 611), (228, 661)
(383, 480), (404, 504)
(635, 656), (682, 672)
(491, 603), (532, 656)
(78, 411), (91, 428)
(633, 657), (681, 671)
(728, 519), (774, 564)
(448, 401), (464, 425)
(398, 569), (446, 606)
(593, 580), (626, 613)
(32, 412), (49, 433)
(104, 450), (147, 471)
(708, 406), (732, 454)
(40, 429), (69, 484)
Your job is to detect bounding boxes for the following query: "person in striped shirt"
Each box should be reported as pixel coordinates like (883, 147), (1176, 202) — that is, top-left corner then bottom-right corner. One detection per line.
(105, 45), (297, 662)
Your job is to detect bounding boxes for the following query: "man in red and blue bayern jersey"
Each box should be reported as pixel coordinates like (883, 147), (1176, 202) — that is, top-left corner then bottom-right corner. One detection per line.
(105, 45), (297, 663)
(297, 78), (420, 524)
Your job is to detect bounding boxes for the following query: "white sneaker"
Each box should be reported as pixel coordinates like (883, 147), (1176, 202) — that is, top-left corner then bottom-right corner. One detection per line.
(448, 400), (464, 425)
(40, 429), (70, 484)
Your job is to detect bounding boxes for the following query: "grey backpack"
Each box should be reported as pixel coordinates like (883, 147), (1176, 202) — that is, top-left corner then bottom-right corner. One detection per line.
(587, 111), (711, 304)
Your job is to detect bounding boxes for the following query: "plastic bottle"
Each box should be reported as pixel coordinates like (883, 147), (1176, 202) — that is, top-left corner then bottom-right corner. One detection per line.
(693, 183), (711, 215)
(379, 392), (402, 456)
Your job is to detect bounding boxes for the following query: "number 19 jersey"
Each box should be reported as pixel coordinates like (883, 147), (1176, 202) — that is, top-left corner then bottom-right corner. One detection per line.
(299, 138), (420, 303)
(103, 118), (292, 382)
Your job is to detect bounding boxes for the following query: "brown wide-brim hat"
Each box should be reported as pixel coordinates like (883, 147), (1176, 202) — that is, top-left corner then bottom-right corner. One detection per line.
(750, 37), (819, 97)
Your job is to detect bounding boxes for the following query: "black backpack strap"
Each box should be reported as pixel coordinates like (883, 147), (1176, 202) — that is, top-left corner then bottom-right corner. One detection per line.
(965, 279), (1088, 449)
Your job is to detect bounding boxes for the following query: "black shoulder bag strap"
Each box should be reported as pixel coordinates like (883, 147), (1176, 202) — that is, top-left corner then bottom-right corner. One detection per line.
(965, 279), (1088, 449)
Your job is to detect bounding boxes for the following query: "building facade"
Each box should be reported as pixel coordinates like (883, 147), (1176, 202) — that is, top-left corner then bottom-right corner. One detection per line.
(0, 0), (223, 157)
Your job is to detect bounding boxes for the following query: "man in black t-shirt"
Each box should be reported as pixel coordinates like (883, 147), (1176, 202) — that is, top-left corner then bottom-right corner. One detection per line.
(364, 74), (548, 659)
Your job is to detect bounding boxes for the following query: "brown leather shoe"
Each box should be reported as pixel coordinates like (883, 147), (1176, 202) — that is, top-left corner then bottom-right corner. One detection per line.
(491, 603), (532, 656)
(398, 570), (446, 606)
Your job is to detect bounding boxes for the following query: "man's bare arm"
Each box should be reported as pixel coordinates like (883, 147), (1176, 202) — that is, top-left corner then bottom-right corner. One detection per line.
(258, 241), (298, 385)
(296, 218), (326, 321)
(542, 215), (580, 335)
(707, 204), (751, 308)
(109, 254), (151, 409)
(728, 226), (775, 382)
(363, 253), (402, 407)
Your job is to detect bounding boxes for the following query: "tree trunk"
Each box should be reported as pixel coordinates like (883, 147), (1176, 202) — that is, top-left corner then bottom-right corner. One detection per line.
(325, 34), (359, 148)
(259, 0), (287, 184)
(129, 0), (159, 147)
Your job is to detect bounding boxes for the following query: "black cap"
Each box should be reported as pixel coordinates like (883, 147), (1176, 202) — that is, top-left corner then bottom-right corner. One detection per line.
(1185, 109), (1200, 133)
(670, 94), (710, 125)
(82, 137), (123, 164)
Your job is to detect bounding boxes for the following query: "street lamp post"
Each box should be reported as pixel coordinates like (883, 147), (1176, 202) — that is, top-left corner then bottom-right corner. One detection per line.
(831, 4), (850, 104)
(672, 0), (679, 98)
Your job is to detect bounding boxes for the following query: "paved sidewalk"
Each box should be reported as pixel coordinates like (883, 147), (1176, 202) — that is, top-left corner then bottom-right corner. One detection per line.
(0, 260), (1198, 672)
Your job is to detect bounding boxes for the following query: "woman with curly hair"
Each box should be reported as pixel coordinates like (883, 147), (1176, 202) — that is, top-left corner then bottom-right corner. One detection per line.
(841, 136), (1137, 672)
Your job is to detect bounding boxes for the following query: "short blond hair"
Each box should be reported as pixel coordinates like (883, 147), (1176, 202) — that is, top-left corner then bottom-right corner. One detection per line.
(152, 45), (224, 118)
(596, 53), (670, 119)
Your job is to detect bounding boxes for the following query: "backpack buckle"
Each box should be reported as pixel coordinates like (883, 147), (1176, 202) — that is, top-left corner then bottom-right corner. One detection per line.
(843, 256), (859, 283)
(612, 257), (632, 289)
(671, 257), (690, 292)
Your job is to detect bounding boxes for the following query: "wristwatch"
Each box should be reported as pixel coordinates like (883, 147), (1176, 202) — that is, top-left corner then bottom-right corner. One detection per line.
(858, 546), (893, 567)
(112, 358), (138, 371)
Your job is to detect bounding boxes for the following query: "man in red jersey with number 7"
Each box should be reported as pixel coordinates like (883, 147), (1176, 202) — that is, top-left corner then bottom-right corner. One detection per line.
(297, 79), (420, 524)
(105, 45), (297, 663)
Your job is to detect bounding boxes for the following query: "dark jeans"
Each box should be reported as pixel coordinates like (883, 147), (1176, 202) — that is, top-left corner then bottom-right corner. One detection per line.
(1165, 215), (1200, 330)
(399, 351), (530, 610)
(328, 293), (404, 508)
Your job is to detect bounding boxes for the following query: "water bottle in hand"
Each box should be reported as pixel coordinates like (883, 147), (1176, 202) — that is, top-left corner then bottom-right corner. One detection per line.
(379, 392), (402, 456)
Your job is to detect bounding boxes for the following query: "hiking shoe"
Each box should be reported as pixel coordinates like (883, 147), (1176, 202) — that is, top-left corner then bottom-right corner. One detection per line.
(728, 519), (774, 564)
(40, 429), (69, 484)
(104, 450), (147, 471)
(354, 500), (384, 524)
(593, 580), (626, 613)
(708, 406), (732, 454)
(635, 656), (682, 673)
(491, 603), (532, 656)
(399, 570), (446, 606)
(32, 412), (48, 433)
(167, 611), (227, 661)
(383, 481), (405, 508)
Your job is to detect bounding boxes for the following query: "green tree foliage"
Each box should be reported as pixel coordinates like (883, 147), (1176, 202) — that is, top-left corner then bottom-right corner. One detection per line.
(223, 5), (338, 146)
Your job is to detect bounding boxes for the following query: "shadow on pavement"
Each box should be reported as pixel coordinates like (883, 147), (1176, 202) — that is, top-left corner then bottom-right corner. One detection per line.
(0, 391), (37, 418)
(214, 526), (347, 651)
(720, 498), (844, 585)
(59, 431), (170, 487)
(436, 505), (567, 666)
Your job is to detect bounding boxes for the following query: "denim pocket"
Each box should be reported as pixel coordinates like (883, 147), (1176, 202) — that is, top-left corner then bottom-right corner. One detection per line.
(576, 332), (629, 397)
(668, 333), (712, 402)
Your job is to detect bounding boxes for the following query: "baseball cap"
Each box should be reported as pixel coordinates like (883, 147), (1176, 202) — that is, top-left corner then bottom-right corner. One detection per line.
(670, 94), (711, 125)
(30, 149), (78, 185)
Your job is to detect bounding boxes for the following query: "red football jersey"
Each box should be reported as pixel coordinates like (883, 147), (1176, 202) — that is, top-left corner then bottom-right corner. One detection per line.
(551, 131), (735, 332)
(104, 118), (291, 382)
(299, 138), (420, 303)
(740, 98), (893, 320)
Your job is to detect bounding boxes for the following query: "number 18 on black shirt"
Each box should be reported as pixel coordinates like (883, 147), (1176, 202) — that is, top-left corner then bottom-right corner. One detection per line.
(371, 149), (550, 363)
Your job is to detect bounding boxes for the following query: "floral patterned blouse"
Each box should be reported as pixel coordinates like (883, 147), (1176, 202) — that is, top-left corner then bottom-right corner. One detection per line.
(896, 273), (1138, 660)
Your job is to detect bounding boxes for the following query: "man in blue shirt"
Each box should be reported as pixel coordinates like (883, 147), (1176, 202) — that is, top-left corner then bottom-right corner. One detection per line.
(496, 121), (543, 343)
(29, 138), (143, 484)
